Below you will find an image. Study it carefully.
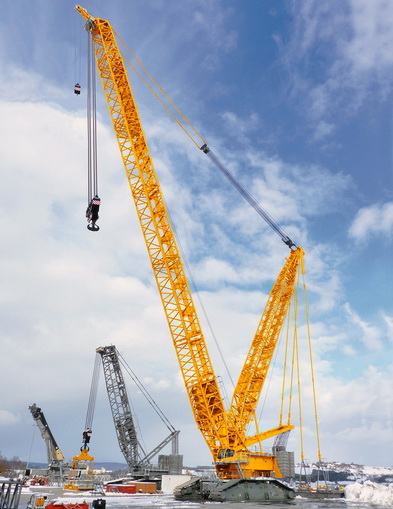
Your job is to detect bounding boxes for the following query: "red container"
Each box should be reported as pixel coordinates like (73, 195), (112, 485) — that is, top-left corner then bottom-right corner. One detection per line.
(106, 484), (137, 494)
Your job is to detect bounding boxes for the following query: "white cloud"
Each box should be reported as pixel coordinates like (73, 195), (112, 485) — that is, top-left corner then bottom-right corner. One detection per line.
(312, 364), (393, 464)
(313, 120), (335, 141)
(220, 111), (260, 143)
(286, 0), (393, 123)
(0, 33), (389, 469)
(0, 410), (19, 427)
(345, 0), (393, 74)
(349, 202), (393, 241)
(383, 313), (393, 343)
(344, 303), (383, 351)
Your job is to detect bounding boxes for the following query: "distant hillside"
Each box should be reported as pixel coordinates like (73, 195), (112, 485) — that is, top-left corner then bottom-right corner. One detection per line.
(299, 462), (393, 484)
(26, 460), (393, 483)
(95, 462), (128, 471)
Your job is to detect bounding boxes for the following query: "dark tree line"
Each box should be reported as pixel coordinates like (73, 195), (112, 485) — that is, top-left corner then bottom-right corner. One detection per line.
(0, 453), (23, 476)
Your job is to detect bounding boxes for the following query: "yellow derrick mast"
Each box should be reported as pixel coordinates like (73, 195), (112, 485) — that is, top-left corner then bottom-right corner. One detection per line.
(76, 5), (304, 481)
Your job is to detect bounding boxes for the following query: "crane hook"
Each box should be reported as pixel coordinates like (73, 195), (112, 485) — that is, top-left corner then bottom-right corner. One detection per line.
(86, 195), (101, 231)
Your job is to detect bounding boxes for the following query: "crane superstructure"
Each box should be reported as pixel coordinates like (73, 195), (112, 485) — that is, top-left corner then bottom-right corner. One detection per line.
(75, 5), (304, 481)
(28, 404), (65, 483)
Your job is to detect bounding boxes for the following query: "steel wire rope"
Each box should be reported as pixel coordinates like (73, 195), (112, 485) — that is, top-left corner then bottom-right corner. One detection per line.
(286, 314), (294, 428)
(280, 306), (292, 427)
(114, 370), (148, 461)
(114, 31), (206, 151)
(74, 12), (82, 86)
(253, 323), (286, 437)
(293, 265), (305, 464)
(107, 351), (159, 460)
(115, 33), (296, 249)
(74, 15), (78, 85)
(85, 352), (101, 430)
(130, 408), (148, 462)
(86, 31), (98, 205)
(302, 272), (322, 462)
(117, 350), (176, 433)
(86, 31), (92, 203)
(166, 207), (235, 393)
(26, 424), (37, 471)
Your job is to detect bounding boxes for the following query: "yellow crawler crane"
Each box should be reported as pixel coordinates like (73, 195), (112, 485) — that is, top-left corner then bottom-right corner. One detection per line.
(75, 6), (304, 491)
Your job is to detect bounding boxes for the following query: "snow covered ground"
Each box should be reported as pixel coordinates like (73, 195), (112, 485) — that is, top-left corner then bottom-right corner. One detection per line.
(346, 481), (393, 506)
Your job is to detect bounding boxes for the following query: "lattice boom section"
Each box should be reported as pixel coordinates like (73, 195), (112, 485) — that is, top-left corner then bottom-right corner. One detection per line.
(99, 346), (140, 467)
(228, 247), (304, 445)
(92, 18), (228, 453)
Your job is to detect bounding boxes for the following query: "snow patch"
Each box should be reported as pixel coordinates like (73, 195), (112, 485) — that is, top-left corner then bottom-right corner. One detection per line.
(346, 481), (393, 506)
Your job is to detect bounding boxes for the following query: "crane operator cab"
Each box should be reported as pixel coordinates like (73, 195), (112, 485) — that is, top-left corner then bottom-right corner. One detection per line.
(86, 195), (100, 231)
(217, 449), (235, 460)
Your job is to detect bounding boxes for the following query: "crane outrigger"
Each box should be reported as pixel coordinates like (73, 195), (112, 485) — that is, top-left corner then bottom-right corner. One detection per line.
(75, 5), (307, 500)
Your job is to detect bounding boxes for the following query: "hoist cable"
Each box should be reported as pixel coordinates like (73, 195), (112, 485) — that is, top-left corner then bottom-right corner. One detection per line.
(87, 31), (92, 203)
(92, 46), (98, 197)
(86, 31), (98, 203)
(74, 15), (78, 85)
(85, 352), (101, 430)
(74, 13), (82, 85)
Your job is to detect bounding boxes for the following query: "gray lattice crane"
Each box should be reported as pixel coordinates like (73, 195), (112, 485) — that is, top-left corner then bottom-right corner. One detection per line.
(96, 345), (181, 475)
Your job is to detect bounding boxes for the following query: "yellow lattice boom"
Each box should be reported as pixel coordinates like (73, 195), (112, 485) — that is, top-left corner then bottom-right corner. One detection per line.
(76, 5), (305, 479)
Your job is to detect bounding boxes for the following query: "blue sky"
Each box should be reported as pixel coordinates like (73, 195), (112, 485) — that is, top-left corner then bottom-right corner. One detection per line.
(0, 0), (392, 470)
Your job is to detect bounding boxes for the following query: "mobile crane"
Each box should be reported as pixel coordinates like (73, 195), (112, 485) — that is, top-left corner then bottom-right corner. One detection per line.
(28, 404), (66, 484)
(75, 6), (305, 501)
(97, 345), (182, 476)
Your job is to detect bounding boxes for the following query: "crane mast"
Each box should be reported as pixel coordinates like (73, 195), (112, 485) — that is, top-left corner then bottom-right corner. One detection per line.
(76, 6), (303, 480)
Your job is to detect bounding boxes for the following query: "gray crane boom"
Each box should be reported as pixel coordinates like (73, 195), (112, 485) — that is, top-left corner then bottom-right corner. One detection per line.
(28, 404), (65, 483)
(28, 404), (64, 463)
(96, 345), (181, 474)
(96, 346), (141, 470)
